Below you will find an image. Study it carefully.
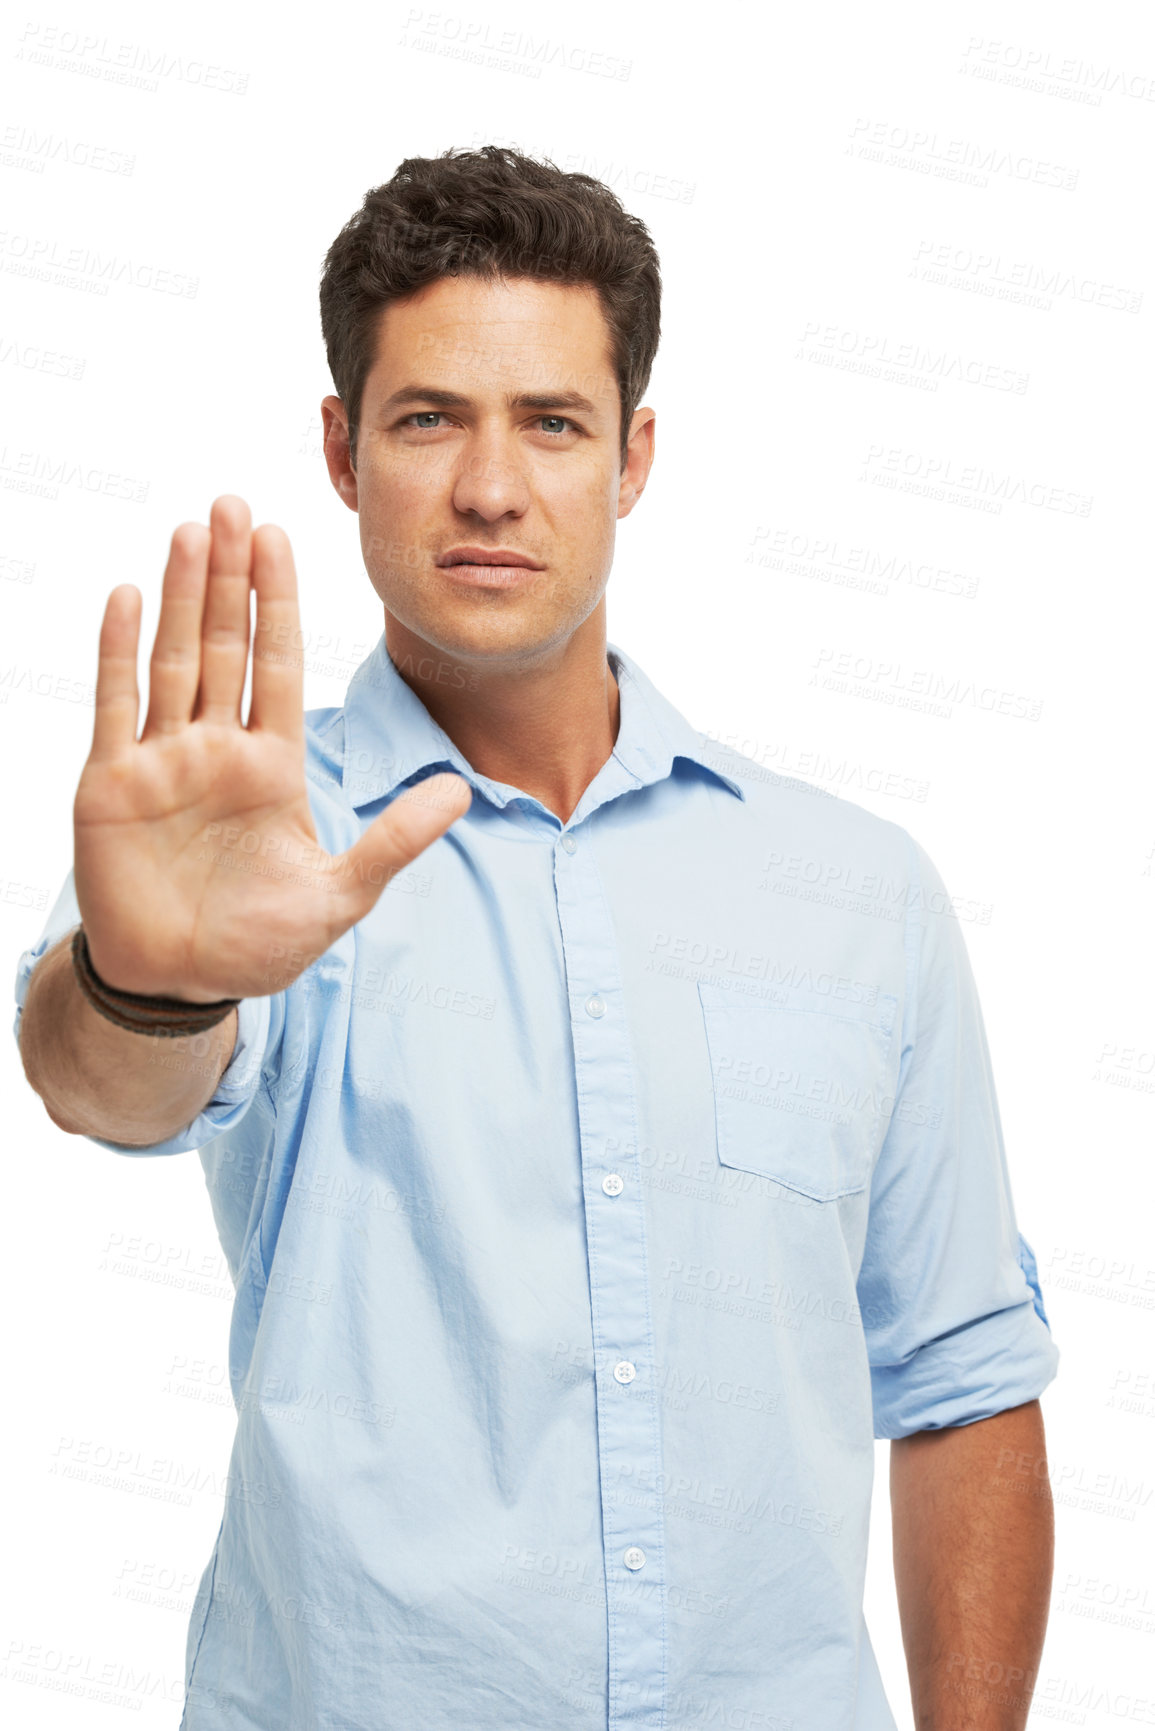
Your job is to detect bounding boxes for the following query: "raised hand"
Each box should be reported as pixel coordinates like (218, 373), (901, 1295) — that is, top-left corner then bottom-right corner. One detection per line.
(73, 496), (471, 1004)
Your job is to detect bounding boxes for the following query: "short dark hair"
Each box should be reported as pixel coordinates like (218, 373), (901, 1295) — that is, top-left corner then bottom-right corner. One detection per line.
(319, 145), (661, 471)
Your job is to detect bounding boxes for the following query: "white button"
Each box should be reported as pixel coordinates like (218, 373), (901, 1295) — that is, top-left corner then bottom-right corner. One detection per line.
(602, 1173), (624, 1197)
(623, 1547), (646, 1571)
(613, 1360), (636, 1384)
(560, 834), (577, 854)
(585, 994), (606, 1018)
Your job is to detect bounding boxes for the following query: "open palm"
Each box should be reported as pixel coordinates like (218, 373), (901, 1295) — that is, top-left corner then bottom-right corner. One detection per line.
(73, 497), (471, 1004)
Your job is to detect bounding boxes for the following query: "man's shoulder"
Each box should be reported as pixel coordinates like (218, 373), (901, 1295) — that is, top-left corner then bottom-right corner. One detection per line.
(700, 736), (918, 878)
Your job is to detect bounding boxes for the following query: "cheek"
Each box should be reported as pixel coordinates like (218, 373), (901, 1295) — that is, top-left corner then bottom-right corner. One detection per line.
(552, 469), (616, 531)
(370, 457), (429, 504)
(358, 467), (434, 556)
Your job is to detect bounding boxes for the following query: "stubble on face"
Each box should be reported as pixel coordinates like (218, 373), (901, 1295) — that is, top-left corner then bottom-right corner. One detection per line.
(350, 273), (626, 676)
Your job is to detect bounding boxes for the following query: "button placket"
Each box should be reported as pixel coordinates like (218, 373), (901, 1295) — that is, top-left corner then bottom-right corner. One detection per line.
(553, 826), (668, 1729)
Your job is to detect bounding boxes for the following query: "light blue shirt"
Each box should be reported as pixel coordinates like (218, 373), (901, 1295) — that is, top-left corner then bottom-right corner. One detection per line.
(14, 633), (1059, 1731)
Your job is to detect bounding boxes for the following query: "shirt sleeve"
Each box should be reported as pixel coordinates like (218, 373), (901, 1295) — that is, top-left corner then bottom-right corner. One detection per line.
(13, 865), (273, 1158)
(856, 832), (1060, 1439)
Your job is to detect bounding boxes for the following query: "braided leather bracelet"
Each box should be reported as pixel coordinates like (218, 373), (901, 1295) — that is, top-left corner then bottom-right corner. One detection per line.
(70, 926), (240, 1039)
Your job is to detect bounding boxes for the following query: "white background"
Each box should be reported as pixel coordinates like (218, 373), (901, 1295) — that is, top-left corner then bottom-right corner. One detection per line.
(2, 0), (1153, 1724)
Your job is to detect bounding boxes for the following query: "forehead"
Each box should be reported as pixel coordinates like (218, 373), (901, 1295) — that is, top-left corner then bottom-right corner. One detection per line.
(366, 274), (617, 402)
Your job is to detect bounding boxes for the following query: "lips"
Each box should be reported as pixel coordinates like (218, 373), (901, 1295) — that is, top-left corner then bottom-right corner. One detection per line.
(436, 546), (545, 570)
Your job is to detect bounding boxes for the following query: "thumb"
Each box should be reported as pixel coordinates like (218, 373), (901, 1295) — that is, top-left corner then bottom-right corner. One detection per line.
(330, 772), (473, 923)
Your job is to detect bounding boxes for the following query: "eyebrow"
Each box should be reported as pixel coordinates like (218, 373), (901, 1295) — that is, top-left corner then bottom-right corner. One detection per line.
(378, 385), (602, 418)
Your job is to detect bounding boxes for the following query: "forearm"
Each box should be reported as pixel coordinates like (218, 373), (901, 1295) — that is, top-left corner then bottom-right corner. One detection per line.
(890, 1399), (1054, 1730)
(18, 929), (238, 1147)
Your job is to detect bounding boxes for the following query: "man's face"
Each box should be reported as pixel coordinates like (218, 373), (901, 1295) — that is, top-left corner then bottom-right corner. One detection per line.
(321, 273), (654, 670)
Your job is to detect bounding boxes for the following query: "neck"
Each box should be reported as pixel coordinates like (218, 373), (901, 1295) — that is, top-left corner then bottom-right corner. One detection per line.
(383, 606), (621, 825)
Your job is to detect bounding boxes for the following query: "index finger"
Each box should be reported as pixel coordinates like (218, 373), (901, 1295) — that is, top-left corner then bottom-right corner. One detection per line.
(247, 524), (303, 739)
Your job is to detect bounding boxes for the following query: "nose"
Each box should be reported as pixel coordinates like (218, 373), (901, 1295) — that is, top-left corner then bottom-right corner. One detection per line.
(450, 425), (532, 521)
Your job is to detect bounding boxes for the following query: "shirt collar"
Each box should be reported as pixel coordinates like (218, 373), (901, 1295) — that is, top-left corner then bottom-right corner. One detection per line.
(340, 631), (746, 810)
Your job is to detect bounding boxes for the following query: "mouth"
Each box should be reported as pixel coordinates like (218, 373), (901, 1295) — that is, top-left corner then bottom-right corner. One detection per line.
(435, 546), (546, 589)
(436, 546), (545, 572)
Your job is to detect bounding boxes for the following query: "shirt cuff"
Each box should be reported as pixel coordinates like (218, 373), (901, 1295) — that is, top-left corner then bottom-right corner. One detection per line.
(14, 923), (270, 1157)
(84, 992), (271, 1156)
(870, 1284), (1061, 1440)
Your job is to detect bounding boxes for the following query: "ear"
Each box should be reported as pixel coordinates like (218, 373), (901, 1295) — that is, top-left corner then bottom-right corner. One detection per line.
(617, 406), (656, 520)
(321, 396), (359, 512)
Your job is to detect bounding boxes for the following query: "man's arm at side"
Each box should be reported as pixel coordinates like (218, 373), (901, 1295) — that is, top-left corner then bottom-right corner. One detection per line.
(890, 1398), (1054, 1731)
(18, 928), (238, 1148)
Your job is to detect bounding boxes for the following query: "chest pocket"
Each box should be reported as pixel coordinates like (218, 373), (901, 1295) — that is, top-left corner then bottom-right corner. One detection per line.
(697, 981), (898, 1202)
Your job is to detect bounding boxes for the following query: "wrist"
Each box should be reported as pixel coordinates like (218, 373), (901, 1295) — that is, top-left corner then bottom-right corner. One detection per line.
(71, 925), (239, 1038)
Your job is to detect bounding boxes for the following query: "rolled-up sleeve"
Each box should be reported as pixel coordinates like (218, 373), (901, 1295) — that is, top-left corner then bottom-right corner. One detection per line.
(856, 833), (1060, 1439)
(13, 866), (272, 1158)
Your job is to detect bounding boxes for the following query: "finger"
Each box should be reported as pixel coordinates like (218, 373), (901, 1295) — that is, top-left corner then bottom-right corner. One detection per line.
(247, 523), (303, 738)
(90, 585), (142, 759)
(329, 773), (473, 925)
(141, 522), (211, 738)
(193, 495), (254, 725)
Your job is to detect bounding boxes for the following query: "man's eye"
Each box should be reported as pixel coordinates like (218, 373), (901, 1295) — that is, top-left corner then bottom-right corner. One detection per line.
(401, 412), (577, 436)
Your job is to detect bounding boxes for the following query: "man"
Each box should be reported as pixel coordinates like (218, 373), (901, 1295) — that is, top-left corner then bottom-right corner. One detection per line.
(15, 146), (1059, 1730)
